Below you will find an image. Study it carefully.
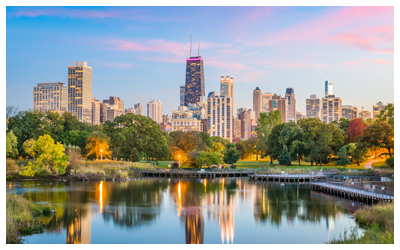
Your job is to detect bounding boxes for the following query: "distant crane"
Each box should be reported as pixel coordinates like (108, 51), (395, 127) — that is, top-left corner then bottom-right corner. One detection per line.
(138, 97), (149, 116)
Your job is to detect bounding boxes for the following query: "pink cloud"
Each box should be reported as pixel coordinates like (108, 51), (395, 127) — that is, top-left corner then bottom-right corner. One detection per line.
(257, 59), (329, 69)
(234, 70), (271, 84)
(246, 6), (393, 54)
(91, 60), (137, 68)
(207, 59), (250, 71)
(341, 59), (393, 66)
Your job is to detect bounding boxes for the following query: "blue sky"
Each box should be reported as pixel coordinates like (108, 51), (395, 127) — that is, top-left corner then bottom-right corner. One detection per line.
(6, 6), (394, 115)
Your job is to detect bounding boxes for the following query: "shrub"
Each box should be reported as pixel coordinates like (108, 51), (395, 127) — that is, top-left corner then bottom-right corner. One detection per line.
(6, 158), (19, 175)
(385, 156), (394, 167)
(278, 146), (291, 166)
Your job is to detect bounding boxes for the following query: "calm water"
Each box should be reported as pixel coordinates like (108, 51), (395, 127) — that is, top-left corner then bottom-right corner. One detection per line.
(7, 178), (363, 244)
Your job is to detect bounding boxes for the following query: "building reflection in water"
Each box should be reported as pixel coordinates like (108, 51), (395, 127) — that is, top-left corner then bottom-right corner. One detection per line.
(172, 179), (237, 244)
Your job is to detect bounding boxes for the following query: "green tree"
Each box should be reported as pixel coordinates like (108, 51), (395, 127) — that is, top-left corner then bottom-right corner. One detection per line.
(359, 122), (394, 157)
(19, 134), (69, 176)
(222, 143), (241, 165)
(199, 131), (213, 149)
(210, 136), (229, 153)
(265, 124), (285, 164)
(255, 110), (282, 156)
(278, 146), (291, 166)
(335, 147), (351, 169)
(376, 103), (394, 125)
(86, 131), (112, 159)
(195, 151), (223, 167)
(6, 130), (19, 159)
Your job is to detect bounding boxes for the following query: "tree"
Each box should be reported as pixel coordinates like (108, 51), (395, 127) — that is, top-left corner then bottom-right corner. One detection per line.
(199, 131), (213, 148)
(255, 111), (283, 156)
(376, 103), (394, 126)
(169, 130), (207, 165)
(194, 151), (223, 168)
(338, 118), (351, 132)
(210, 136), (229, 153)
(6, 106), (19, 119)
(335, 147), (351, 169)
(359, 122), (394, 157)
(6, 130), (18, 159)
(290, 140), (306, 165)
(86, 131), (112, 159)
(19, 134), (69, 176)
(242, 137), (261, 160)
(347, 118), (366, 143)
(278, 146), (291, 166)
(265, 124), (285, 164)
(385, 157), (394, 168)
(223, 143), (241, 165)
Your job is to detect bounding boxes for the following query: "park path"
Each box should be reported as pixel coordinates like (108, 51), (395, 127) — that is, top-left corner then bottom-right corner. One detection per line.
(363, 159), (381, 169)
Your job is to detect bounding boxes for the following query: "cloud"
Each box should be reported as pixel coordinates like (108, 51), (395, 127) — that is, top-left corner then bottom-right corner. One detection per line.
(244, 6), (393, 54)
(341, 59), (394, 66)
(257, 59), (330, 69)
(91, 60), (137, 68)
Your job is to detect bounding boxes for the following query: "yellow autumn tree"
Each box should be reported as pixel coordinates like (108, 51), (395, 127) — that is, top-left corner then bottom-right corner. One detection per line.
(86, 131), (112, 160)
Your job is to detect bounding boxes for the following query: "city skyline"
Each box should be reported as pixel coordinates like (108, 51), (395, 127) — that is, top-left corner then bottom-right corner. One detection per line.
(6, 6), (394, 115)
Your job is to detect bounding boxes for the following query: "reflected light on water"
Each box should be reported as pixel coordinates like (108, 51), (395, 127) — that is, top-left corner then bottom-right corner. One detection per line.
(178, 182), (182, 216)
(99, 181), (103, 213)
(9, 183), (12, 194)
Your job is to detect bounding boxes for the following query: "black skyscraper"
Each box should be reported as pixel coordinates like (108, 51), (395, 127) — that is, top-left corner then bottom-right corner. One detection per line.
(184, 33), (205, 106)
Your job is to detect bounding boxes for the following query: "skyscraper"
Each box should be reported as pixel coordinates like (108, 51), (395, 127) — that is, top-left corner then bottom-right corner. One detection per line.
(180, 85), (185, 106)
(262, 92), (272, 113)
(147, 99), (163, 124)
(342, 105), (358, 120)
(184, 33), (205, 106)
(373, 101), (386, 119)
(285, 88), (296, 121)
(68, 61), (92, 123)
(220, 74), (234, 116)
(268, 98), (288, 123)
(33, 82), (67, 114)
(134, 103), (142, 116)
(321, 96), (342, 123)
(359, 109), (372, 121)
(91, 97), (102, 125)
(253, 87), (262, 122)
(207, 96), (233, 142)
(306, 94), (321, 119)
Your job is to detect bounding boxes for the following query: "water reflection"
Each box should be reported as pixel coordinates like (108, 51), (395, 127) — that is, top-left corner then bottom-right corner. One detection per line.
(6, 178), (361, 244)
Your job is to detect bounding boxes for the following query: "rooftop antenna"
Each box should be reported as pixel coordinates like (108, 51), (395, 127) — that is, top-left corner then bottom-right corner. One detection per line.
(190, 30), (192, 57)
(198, 35), (200, 57)
(327, 70), (328, 82)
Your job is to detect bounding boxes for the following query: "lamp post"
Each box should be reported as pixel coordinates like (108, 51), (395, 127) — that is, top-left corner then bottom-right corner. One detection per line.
(179, 155), (181, 168)
(101, 149), (103, 161)
(297, 153), (299, 168)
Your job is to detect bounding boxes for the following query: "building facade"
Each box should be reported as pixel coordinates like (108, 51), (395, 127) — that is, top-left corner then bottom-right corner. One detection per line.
(180, 85), (185, 106)
(171, 118), (202, 132)
(262, 92), (272, 113)
(253, 87), (262, 122)
(207, 96), (233, 142)
(103, 96), (124, 110)
(68, 61), (92, 123)
(33, 82), (67, 114)
(325, 80), (334, 97)
(373, 101), (386, 119)
(268, 98), (288, 123)
(285, 88), (296, 121)
(306, 94), (321, 119)
(105, 108), (125, 122)
(134, 103), (142, 116)
(147, 99), (163, 124)
(220, 74), (234, 118)
(91, 97), (102, 125)
(342, 105), (358, 120)
(238, 111), (252, 140)
(184, 45), (205, 106)
(321, 96), (342, 123)
(233, 118), (241, 139)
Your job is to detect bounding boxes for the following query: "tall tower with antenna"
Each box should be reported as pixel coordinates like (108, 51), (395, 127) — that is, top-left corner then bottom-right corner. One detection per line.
(183, 32), (205, 106)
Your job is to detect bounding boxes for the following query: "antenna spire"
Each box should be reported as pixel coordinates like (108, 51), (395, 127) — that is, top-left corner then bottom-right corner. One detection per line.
(190, 30), (192, 57)
(327, 70), (328, 81)
(198, 35), (200, 57)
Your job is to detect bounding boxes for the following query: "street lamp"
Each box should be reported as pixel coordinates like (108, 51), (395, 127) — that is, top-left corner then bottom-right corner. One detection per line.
(101, 149), (103, 161)
(179, 155), (181, 168)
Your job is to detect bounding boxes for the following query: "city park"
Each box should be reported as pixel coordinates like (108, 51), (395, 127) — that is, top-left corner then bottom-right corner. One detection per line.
(6, 104), (394, 244)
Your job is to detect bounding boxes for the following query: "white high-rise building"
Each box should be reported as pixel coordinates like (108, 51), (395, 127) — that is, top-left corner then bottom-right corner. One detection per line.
(207, 96), (233, 142)
(220, 74), (234, 118)
(68, 61), (92, 123)
(322, 96), (342, 123)
(306, 94), (321, 119)
(342, 105), (358, 120)
(91, 97), (102, 125)
(33, 82), (67, 114)
(262, 92), (272, 113)
(147, 100), (162, 124)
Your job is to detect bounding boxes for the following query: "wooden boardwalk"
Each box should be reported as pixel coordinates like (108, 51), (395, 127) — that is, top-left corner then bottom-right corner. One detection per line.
(250, 174), (325, 183)
(137, 170), (253, 179)
(311, 182), (393, 204)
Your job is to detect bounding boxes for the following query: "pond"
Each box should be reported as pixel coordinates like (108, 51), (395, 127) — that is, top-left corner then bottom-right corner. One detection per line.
(7, 178), (363, 244)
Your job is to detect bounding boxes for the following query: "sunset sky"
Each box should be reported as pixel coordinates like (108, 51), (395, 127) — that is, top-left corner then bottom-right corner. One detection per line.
(6, 6), (394, 115)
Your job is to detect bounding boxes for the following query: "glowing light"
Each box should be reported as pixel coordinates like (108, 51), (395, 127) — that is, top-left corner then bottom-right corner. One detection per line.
(99, 181), (103, 213)
(204, 179), (207, 192)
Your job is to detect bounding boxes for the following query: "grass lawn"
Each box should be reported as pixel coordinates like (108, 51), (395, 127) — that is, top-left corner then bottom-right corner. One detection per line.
(371, 159), (389, 168)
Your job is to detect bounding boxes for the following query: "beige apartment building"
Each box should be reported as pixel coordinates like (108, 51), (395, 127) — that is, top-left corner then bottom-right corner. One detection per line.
(220, 74), (235, 118)
(91, 97), (102, 125)
(147, 99), (163, 124)
(306, 94), (321, 119)
(33, 82), (67, 114)
(342, 105), (358, 120)
(207, 96), (233, 142)
(171, 118), (202, 132)
(253, 87), (262, 122)
(68, 61), (92, 123)
(268, 98), (288, 123)
(321, 96), (342, 123)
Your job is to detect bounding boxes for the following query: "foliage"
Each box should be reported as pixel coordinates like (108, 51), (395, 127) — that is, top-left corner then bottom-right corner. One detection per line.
(359, 121), (394, 157)
(347, 118), (366, 143)
(376, 103), (394, 126)
(265, 124), (285, 163)
(86, 131), (112, 159)
(194, 151), (223, 167)
(19, 134), (69, 176)
(278, 146), (291, 166)
(255, 110), (282, 156)
(385, 156), (394, 167)
(335, 147), (351, 169)
(222, 143), (241, 165)
(6, 130), (19, 159)
(6, 158), (19, 175)
(169, 130), (207, 166)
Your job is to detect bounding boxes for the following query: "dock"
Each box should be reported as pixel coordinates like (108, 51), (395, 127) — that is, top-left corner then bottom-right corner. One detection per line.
(136, 170), (254, 179)
(250, 174), (326, 183)
(311, 181), (394, 204)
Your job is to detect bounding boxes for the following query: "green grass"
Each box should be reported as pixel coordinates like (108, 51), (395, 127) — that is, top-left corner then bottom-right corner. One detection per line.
(330, 203), (394, 244)
(6, 194), (52, 244)
(371, 160), (390, 168)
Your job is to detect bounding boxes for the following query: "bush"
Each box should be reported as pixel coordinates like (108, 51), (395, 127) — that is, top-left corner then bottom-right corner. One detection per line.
(172, 162), (179, 168)
(278, 146), (291, 166)
(6, 159), (19, 175)
(385, 156), (394, 167)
